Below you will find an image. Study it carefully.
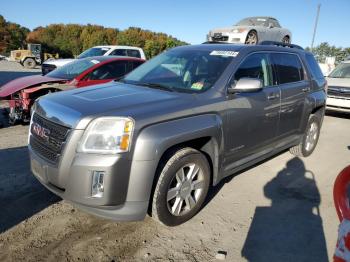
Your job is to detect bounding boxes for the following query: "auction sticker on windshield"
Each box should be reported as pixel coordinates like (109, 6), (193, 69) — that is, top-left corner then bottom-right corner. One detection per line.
(210, 50), (239, 57)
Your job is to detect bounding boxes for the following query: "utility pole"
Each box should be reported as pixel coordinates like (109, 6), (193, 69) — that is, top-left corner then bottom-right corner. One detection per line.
(311, 4), (321, 52)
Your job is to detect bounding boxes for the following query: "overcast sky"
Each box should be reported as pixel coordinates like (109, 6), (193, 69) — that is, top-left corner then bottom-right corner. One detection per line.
(2, 0), (349, 48)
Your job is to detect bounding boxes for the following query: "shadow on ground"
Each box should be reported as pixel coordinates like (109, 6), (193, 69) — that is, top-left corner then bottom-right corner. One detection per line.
(0, 71), (41, 87)
(326, 111), (350, 120)
(0, 146), (60, 233)
(241, 157), (328, 262)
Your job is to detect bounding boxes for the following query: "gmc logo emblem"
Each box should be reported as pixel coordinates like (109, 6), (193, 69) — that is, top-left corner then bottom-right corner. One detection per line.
(32, 122), (50, 140)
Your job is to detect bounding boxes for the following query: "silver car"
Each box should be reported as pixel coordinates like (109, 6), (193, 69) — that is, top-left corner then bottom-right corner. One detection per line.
(207, 17), (291, 45)
(326, 60), (350, 113)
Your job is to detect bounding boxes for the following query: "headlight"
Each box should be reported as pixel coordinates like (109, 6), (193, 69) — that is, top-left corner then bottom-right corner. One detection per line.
(77, 117), (134, 154)
(232, 28), (247, 33)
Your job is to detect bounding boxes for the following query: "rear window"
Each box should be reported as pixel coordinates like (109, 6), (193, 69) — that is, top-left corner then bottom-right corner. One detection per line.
(127, 49), (141, 58)
(272, 53), (304, 84)
(305, 54), (324, 79)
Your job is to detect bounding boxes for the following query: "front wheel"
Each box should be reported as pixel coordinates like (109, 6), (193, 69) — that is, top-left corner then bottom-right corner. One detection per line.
(23, 58), (36, 69)
(151, 148), (210, 226)
(245, 31), (258, 45)
(290, 114), (321, 157)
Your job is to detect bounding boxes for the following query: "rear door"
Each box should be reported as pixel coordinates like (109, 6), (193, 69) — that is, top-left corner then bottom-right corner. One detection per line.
(271, 52), (309, 138)
(223, 52), (281, 171)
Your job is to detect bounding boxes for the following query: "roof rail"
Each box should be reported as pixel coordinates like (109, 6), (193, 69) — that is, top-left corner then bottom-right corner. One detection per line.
(202, 41), (231, 44)
(259, 41), (304, 50)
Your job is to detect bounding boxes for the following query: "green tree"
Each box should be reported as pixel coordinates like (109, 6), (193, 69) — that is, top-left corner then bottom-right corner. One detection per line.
(307, 42), (350, 64)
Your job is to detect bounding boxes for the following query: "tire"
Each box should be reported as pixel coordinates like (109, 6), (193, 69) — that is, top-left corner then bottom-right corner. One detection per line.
(151, 147), (210, 226)
(23, 58), (36, 69)
(282, 36), (290, 44)
(290, 114), (321, 157)
(245, 31), (258, 45)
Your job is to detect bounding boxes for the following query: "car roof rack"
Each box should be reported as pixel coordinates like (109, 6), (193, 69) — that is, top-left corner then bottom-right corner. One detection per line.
(202, 41), (231, 44)
(259, 41), (304, 50)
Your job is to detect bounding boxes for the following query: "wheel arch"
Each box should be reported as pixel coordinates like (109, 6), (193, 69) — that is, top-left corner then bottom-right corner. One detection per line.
(125, 114), (223, 205)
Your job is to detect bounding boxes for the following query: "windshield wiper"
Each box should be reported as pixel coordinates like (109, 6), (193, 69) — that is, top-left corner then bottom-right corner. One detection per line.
(136, 82), (174, 92)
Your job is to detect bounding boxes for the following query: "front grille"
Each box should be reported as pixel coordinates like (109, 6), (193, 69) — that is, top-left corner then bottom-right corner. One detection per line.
(30, 113), (70, 164)
(328, 87), (350, 98)
(41, 64), (57, 75)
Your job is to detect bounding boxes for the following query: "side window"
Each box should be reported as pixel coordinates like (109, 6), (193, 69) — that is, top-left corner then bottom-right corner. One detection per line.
(88, 61), (128, 80)
(127, 49), (141, 58)
(305, 54), (324, 79)
(109, 49), (127, 56)
(271, 53), (304, 84)
(271, 19), (280, 28)
(232, 53), (272, 87)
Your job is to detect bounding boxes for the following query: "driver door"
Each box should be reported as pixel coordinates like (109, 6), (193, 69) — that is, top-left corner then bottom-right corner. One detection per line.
(222, 53), (281, 173)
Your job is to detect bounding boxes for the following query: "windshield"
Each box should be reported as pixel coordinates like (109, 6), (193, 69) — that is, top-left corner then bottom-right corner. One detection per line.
(47, 59), (99, 79)
(122, 49), (235, 92)
(237, 17), (268, 26)
(77, 47), (110, 59)
(328, 63), (350, 78)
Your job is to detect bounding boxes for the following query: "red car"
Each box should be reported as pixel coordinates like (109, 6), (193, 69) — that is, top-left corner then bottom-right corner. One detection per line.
(0, 56), (144, 124)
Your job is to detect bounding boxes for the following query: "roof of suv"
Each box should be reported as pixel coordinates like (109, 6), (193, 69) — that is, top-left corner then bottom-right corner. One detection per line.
(176, 42), (306, 55)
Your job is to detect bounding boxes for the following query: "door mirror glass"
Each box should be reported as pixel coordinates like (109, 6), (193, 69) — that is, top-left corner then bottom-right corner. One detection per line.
(268, 22), (274, 28)
(228, 78), (262, 93)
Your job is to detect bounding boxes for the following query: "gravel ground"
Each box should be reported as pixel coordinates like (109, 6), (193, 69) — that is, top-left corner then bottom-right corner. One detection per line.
(0, 61), (349, 261)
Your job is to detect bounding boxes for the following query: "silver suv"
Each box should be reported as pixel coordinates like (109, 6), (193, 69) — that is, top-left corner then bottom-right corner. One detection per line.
(29, 42), (326, 226)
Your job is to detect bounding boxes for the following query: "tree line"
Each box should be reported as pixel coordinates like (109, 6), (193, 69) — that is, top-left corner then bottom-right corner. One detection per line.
(0, 15), (30, 54)
(306, 42), (350, 64)
(0, 15), (187, 59)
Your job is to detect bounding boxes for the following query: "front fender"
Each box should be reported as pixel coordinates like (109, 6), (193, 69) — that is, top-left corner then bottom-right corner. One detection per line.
(125, 114), (223, 202)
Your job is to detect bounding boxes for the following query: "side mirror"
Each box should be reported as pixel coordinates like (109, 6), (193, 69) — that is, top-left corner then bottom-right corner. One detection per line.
(268, 23), (274, 28)
(228, 78), (263, 94)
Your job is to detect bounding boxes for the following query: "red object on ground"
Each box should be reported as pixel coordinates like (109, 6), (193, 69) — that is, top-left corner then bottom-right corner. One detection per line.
(334, 165), (350, 262)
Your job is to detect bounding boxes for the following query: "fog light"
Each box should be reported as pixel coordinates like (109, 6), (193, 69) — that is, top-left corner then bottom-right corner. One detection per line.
(92, 171), (105, 198)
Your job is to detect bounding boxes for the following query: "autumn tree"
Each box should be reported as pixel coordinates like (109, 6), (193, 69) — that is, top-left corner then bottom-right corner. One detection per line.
(1, 14), (187, 58)
(0, 15), (29, 54)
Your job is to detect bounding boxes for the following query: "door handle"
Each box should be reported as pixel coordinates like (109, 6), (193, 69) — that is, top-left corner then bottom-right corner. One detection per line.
(302, 87), (310, 92)
(267, 93), (279, 100)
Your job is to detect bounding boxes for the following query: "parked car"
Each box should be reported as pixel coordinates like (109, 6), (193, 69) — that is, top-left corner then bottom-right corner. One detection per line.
(207, 17), (291, 45)
(0, 56), (144, 124)
(326, 60), (350, 113)
(29, 42), (326, 226)
(42, 45), (146, 75)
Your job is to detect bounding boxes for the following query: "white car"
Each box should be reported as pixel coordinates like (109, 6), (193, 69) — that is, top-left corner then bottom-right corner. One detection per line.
(42, 45), (146, 75)
(207, 17), (291, 45)
(326, 60), (350, 113)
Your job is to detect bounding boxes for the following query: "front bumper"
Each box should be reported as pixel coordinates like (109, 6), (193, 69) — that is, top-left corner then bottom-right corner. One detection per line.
(326, 96), (350, 113)
(29, 139), (149, 221)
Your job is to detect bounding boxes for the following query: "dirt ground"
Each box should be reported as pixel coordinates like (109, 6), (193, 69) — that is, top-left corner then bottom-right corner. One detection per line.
(0, 61), (349, 261)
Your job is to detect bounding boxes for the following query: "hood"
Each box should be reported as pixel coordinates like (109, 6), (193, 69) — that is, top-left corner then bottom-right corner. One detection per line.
(210, 25), (254, 34)
(43, 58), (75, 67)
(0, 75), (68, 98)
(35, 82), (196, 129)
(326, 77), (350, 88)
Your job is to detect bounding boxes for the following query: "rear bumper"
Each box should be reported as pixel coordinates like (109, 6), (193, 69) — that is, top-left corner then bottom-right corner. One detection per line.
(326, 96), (350, 113)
